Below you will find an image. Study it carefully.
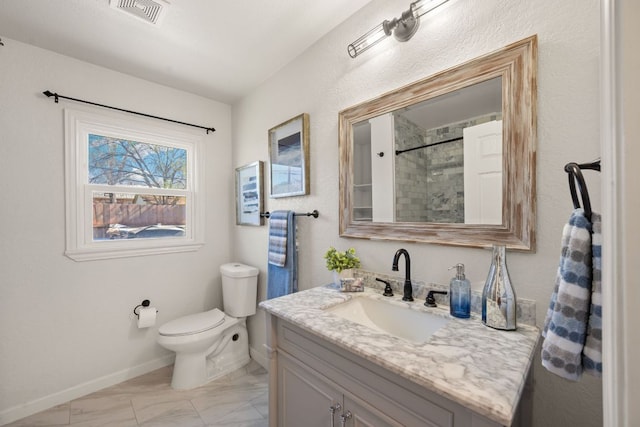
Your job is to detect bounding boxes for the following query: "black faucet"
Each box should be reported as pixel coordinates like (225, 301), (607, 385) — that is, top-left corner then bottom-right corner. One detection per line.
(392, 248), (413, 301)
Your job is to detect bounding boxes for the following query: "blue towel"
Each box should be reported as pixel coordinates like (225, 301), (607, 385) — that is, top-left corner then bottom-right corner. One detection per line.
(267, 211), (297, 299)
(541, 209), (601, 380)
(268, 211), (289, 267)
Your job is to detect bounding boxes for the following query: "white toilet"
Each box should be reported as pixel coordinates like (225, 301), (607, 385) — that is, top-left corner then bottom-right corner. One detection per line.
(157, 262), (259, 390)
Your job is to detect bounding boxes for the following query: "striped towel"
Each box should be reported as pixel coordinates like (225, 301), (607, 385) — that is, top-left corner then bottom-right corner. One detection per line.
(268, 211), (289, 267)
(541, 209), (601, 380)
(583, 212), (602, 376)
(267, 211), (297, 299)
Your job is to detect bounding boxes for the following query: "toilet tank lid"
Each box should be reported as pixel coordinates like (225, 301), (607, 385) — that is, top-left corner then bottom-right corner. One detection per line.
(158, 308), (225, 336)
(220, 263), (259, 278)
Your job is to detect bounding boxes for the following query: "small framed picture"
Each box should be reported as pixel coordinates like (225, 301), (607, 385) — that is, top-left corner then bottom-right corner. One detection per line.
(268, 113), (310, 198)
(235, 161), (264, 226)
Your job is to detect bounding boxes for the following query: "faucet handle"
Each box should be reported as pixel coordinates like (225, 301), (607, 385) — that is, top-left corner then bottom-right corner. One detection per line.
(376, 278), (393, 297)
(425, 290), (448, 307)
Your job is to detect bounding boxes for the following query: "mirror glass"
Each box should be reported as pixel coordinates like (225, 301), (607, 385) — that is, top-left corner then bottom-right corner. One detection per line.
(339, 36), (537, 250)
(352, 77), (503, 225)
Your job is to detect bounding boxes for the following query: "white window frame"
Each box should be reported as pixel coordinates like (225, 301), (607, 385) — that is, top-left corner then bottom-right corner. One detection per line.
(64, 108), (205, 261)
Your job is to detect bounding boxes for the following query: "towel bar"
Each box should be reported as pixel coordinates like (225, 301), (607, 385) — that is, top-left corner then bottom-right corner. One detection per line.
(260, 210), (319, 218)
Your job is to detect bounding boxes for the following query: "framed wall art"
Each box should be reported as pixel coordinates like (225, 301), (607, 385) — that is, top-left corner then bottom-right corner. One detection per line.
(235, 161), (264, 226)
(268, 113), (310, 198)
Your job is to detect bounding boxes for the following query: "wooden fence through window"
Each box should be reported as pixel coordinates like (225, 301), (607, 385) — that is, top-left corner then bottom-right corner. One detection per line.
(93, 202), (186, 239)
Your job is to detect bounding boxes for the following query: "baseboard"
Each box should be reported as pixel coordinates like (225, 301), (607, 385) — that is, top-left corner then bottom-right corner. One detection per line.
(0, 354), (174, 426)
(249, 346), (268, 371)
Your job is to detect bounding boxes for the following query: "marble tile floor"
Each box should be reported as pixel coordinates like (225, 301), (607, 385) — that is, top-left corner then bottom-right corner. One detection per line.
(5, 361), (268, 427)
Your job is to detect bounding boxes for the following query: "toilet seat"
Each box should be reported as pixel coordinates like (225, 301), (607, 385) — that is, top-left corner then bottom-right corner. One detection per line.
(159, 309), (225, 337)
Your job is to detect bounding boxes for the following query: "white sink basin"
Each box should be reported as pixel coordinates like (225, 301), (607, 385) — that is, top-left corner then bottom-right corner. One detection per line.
(326, 296), (450, 344)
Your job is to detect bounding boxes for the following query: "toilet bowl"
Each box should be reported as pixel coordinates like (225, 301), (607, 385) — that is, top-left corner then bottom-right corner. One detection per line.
(157, 263), (258, 390)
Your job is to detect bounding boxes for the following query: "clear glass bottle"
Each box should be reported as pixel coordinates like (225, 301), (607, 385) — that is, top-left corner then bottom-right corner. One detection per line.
(482, 245), (517, 330)
(449, 263), (471, 318)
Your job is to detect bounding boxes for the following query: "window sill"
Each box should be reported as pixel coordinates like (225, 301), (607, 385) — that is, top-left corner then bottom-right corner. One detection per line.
(65, 242), (203, 262)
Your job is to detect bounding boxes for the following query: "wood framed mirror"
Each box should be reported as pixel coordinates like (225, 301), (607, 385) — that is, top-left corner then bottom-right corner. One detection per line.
(338, 35), (537, 250)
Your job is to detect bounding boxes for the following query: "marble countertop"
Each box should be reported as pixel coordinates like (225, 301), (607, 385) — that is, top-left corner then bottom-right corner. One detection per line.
(259, 285), (540, 426)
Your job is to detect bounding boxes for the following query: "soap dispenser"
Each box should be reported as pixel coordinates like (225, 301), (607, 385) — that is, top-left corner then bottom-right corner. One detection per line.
(449, 263), (471, 318)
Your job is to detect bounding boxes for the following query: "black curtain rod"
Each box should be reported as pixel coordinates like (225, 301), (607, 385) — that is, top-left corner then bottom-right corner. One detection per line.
(42, 90), (216, 134)
(395, 136), (463, 156)
(260, 210), (319, 218)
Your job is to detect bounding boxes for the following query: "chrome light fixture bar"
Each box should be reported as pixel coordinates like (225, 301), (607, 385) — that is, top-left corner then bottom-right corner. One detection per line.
(347, 0), (449, 58)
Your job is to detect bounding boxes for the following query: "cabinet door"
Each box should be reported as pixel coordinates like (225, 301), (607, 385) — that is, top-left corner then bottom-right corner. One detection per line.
(279, 355), (404, 427)
(278, 353), (342, 427)
(343, 395), (404, 427)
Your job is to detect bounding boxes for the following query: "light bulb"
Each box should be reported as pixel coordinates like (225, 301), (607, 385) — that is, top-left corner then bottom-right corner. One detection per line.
(347, 21), (392, 58)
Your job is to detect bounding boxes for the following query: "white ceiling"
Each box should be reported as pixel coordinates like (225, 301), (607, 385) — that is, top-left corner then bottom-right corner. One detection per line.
(0, 0), (372, 103)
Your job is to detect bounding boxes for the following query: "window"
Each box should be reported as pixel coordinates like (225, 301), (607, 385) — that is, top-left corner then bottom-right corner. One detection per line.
(64, 108), (204, 261)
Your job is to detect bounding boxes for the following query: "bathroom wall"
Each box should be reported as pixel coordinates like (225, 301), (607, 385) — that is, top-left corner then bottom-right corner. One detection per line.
(0, 39), (233, 423)
(232, 0), (603, 426)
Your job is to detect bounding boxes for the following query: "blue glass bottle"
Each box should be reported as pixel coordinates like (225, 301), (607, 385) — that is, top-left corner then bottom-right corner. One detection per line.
(449, 263), (471, 318)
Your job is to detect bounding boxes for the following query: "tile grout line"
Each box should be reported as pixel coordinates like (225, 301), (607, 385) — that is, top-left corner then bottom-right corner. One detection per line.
(188, 399), (207, 427)
(129, 397), (141, 426)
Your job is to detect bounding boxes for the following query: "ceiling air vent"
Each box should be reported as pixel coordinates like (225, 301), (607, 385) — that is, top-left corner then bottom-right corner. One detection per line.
(110, 0), (169, 26)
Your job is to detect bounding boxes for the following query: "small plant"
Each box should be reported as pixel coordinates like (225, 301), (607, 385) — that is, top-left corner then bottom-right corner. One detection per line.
(324, 247), (361, 273)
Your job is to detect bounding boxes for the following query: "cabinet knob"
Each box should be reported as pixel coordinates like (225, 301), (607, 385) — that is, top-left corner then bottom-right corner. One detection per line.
(340, 410), (352, 426)
(377, 152), (385, 157)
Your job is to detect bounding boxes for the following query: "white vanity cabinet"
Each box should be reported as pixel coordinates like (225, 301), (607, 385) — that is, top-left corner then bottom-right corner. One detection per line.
(267, 315), (514, 427)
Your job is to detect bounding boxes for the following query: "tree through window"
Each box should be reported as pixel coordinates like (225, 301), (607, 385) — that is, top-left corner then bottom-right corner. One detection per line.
(88, 135), (187, 190)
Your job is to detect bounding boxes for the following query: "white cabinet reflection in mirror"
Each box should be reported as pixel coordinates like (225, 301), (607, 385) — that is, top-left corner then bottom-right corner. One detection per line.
(353, 120), (373, 221)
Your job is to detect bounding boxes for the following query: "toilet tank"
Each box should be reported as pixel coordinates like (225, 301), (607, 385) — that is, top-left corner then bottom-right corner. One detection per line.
(220, 263), (259, 317)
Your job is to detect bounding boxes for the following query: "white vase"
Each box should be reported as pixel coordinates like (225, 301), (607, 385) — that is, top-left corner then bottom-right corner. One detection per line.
(481, 245), (517, 330)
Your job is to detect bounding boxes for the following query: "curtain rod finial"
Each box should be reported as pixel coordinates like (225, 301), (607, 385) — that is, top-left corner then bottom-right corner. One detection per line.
(43, 90), (59, 103)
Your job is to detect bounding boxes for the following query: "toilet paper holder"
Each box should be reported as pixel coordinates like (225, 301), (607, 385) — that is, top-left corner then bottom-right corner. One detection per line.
(133, 299), (158, 317)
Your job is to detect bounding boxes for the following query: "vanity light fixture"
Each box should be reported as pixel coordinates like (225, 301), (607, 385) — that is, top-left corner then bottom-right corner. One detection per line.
(347, 0), (449, 58)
